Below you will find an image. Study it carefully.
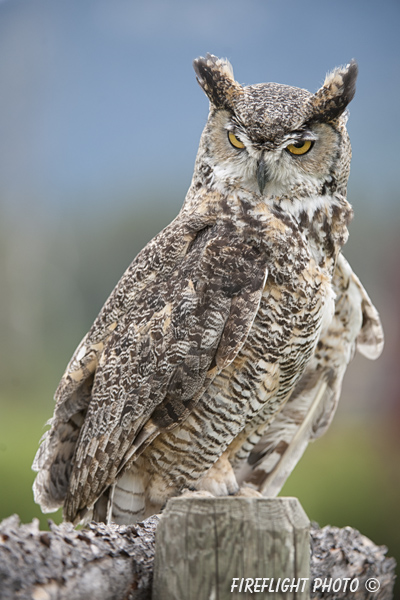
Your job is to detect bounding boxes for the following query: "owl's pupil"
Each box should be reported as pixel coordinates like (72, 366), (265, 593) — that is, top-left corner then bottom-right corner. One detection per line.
(293, 141), (305, 148)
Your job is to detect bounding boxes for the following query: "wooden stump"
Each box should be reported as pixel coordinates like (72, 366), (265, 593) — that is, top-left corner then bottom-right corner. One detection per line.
(0, 510), (396, 598)
(152, 496), (310, 600)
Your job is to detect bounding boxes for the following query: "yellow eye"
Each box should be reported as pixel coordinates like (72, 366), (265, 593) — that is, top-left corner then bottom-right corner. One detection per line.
(286, 140), (313, 156)
(228, 131), (245, 149)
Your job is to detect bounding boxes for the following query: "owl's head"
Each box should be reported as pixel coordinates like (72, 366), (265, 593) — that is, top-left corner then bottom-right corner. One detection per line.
(193, 54), (357, 201)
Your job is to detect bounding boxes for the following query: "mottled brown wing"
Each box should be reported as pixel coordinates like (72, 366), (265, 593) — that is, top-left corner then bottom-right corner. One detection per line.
(235, 253), (384, 496)
(64, 223), (268, 521)
(32, 212), (206, 513)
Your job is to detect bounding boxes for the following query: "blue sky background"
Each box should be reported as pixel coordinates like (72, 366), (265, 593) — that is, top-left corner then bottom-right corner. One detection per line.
(0, 0), (399, 222)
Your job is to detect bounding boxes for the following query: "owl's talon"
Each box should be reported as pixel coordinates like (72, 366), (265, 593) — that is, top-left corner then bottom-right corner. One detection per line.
(180, 490), (215, 499)
(235, 486), (264, 498)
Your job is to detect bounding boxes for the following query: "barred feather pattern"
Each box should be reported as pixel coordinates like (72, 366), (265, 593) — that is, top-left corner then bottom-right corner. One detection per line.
(234, 253), (384, 495)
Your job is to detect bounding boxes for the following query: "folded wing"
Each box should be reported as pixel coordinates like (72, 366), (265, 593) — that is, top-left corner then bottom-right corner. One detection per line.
(33, 219), (269, 522)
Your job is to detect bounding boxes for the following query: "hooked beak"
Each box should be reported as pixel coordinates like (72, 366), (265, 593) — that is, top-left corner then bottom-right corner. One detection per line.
(257, 157), (270, 194)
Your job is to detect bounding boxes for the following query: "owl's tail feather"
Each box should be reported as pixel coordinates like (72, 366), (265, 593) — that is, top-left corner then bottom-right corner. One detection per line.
(107, 469), (146, 525)
(32, 416), (84, 513)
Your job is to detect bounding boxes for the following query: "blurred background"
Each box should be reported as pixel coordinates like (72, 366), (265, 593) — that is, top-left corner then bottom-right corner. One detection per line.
(0, 0), (399, 588)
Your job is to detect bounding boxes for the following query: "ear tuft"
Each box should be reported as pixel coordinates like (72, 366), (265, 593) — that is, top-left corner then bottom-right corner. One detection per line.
(193, 53), (242, 109)
(310, 60), (358, 122)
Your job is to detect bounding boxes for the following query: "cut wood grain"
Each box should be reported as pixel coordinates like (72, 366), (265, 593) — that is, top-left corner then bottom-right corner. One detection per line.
(152, 497), (310, 600)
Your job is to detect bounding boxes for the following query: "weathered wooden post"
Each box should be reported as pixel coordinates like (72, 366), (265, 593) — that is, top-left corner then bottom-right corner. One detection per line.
(152, 496), (310, 600)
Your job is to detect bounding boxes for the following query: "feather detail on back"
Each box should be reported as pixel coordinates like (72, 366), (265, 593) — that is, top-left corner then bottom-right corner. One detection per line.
(353, 271), (384, 360)
(236, 253), (384, 496)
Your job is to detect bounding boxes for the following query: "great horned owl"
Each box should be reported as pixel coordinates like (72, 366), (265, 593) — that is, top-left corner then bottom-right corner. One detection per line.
(32, 54), (384, 525)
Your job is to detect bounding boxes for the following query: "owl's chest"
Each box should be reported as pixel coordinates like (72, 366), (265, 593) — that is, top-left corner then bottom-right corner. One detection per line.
(257, 257), (332, 349)
(141, 236), (334, 484)
(205, 252), (333, 419)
